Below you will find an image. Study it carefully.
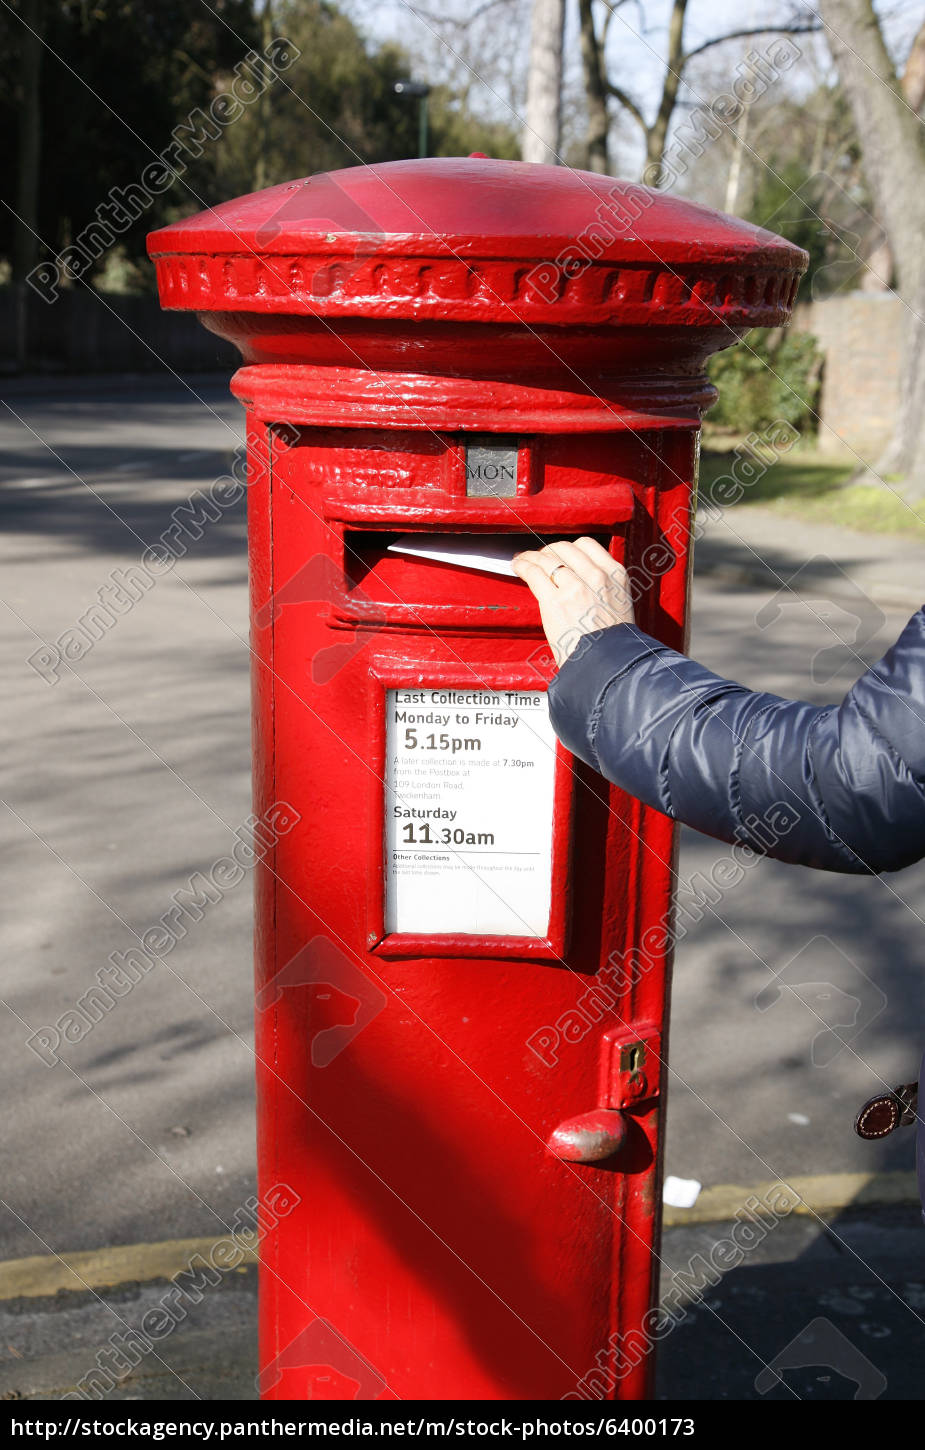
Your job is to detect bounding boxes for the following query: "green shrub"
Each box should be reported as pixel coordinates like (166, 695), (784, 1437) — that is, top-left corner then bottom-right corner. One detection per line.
(707, 328), (822, 436)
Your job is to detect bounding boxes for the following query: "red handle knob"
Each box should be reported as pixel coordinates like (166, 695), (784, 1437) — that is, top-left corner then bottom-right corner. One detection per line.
(546, 1109), (628, 1164)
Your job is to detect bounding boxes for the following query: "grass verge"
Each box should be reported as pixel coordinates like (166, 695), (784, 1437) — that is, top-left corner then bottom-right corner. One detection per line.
(700, 444), (925, 536)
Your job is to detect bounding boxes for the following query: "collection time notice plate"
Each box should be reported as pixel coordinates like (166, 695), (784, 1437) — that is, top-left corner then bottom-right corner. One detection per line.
(384, 688), (558, 937)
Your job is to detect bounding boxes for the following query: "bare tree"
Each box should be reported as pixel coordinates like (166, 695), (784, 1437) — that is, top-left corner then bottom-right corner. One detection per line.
(523, 0), (566, 161)
(817, 0), (925, 495)
(577, 0), (820, 178)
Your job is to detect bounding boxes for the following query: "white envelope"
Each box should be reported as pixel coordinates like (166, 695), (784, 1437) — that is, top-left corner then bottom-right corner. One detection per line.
(386, 533), (533, 578)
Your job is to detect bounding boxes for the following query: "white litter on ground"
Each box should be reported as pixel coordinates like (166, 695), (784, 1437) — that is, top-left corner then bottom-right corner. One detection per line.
(662, 1175), (702, 1208)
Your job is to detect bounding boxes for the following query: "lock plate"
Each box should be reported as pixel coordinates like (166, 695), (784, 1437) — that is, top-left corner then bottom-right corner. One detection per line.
(598, 1025), (662, 1111)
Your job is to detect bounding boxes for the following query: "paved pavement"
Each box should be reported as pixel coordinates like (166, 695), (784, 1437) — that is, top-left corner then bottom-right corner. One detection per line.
(1, 1204), (922, 1400)
(0, 373), (923, 1399)
(671, 508), (925, 1193)
(655, 1203), (925, 1401)
(1, 374), (253, 1263)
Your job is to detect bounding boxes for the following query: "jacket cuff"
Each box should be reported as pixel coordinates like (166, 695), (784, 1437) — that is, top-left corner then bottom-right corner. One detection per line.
(546, 623), (670, 767)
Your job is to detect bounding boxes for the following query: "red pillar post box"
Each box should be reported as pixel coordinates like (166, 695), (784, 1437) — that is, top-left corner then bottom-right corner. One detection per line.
(148, 160), (805, 1401)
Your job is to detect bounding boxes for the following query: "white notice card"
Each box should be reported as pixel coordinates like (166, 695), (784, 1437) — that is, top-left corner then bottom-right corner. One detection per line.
(385, 688), (557, 937)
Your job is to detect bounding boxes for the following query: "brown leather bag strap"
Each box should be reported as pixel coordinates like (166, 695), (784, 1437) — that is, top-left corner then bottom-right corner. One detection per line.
(855, 1081), (918, 1139)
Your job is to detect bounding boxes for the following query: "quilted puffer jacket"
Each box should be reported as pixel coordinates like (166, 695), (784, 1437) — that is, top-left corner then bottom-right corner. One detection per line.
(546, 610), (925, 1213)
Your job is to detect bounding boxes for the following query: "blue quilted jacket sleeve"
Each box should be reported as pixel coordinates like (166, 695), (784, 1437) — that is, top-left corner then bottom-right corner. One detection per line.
(546, 609), (925, 875)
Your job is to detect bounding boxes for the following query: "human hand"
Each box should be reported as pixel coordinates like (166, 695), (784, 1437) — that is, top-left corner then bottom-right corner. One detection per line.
(511, 537), (634, 667)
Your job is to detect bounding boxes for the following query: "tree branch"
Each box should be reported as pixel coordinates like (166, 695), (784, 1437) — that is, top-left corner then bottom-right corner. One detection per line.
(682, 22), (821, 65)
(605, 81), (647, 132)
(645, 0), (689, 170)
(601, 0), (648, 38)
(579, 0), (612, 170)
(406, 0), (515, 31)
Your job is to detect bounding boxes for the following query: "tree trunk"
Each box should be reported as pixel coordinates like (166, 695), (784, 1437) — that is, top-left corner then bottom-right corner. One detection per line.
(644, 0), (689, 184)
(523, 0), (565, 164)
(723, 103), (750, 215)
(13, 0), (45, 370)
(902, 17), (925, 111)
(859, 18), (925, 293)
(254, 0), (274, 191)
(818, 0), (925, 494)
(577, 0), (610, 172)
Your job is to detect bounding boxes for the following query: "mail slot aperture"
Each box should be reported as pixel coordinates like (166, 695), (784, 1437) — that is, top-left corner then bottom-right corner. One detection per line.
(339, 529), (616, 630)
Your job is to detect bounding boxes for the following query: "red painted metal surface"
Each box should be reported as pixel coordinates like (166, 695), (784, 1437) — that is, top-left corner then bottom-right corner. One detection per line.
(149, 159), (805, 1401)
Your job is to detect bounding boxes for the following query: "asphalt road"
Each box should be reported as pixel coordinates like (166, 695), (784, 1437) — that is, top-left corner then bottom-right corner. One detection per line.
(2, 1203), (924, 1399)
(1, 373), (923, 1273)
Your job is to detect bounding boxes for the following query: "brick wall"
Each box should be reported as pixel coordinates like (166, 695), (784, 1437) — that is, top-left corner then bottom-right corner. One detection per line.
(793, 292), (903, 461)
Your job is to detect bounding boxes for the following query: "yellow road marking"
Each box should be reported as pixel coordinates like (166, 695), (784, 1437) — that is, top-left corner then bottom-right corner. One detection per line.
(663, 1170), (919, 1226)
(0, 1172), (917, 1298)
(0, 1231), (257, 1300)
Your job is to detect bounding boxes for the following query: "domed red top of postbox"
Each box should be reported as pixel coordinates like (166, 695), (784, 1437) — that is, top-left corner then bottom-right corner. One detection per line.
(148, 157), (806, 336)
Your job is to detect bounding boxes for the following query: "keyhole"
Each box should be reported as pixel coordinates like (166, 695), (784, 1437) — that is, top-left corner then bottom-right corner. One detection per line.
(621, 1042), (645, 1074)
